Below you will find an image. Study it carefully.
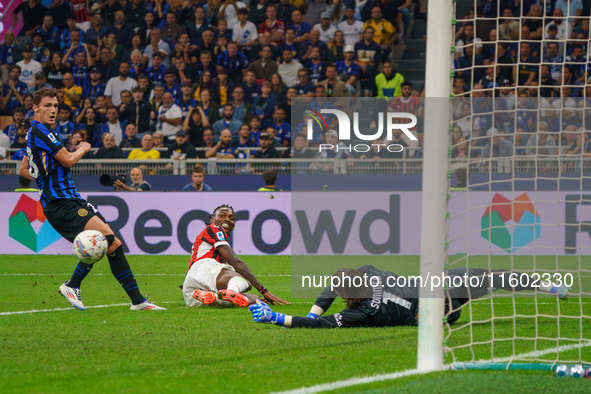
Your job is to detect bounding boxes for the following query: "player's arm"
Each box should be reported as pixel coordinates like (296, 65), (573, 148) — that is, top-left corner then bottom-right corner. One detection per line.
(250, 303), (368, 328)
(53, 142), (92, 167)
(217, 244), (291, 305)
(19, 156), (34, 181)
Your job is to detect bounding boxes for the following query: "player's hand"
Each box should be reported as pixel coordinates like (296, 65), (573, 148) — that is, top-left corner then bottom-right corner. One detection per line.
(249, 302), (274, 323)
(263, 291), (291, 305)
(76, 141), (91, 153)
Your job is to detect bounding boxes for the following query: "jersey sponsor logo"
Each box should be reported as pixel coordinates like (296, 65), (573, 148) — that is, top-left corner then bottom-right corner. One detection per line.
(216, 231), (226, 241)
(78, 208), (88, 217)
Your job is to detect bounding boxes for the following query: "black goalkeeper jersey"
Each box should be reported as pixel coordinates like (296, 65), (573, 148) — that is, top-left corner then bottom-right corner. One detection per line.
(291, 265), (420, 329)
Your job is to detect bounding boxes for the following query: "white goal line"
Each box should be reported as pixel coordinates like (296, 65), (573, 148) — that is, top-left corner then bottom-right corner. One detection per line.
(270, 341), (591, 394)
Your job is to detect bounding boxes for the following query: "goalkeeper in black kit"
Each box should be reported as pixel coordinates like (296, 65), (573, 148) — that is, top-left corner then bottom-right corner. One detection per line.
(249, 265), (570, 328)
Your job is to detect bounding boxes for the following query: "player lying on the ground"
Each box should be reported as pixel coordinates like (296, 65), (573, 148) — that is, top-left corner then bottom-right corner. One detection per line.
(20, 87), (165, 311)
(249, 265), (570, 328)
(182, 205), (290, 307)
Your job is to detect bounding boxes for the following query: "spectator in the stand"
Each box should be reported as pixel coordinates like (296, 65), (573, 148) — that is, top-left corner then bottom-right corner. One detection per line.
(0, 30), (16, 84)
(249, 0), (269, 28)
(30, 30), (51, 68)
(120, 123), (141, 149)
(482, 128), (514, 158)
(375, 61), (404, 98)
(354, 27), (381, 97)
(249, 45), (278, 83)
(258, 5), (285, 47)
(26, 70), (49, 96)
(300, 28), (328, 63)
(358, 137), (391, 160)
(39, 15), (61, 52)
(94, 132), (126, 158)
(278, 48), (303, 88)
(386, 128), (407, 159)
(539, 65), (558, 98)
(211, 68), (235, 107)
(114, 168), (151, 191)
(294, 68), (315, 97)
(54, 104), (75, 146)
(277, 28), (300, 61)
(17, 46), (42, 87)
(12, 0), (45, 38)
(290, 9), (312, 45)
(232, 123), (257, 151)
(523, 5), (544, 40)
(252, 81), (275, 129)
(128, 133), (161, 160)
(241, 70), (262, 103)
(10, 124), (29, 150)
(2, 67), (28, 113)
(213, 104), (243, 141)
(161, 11), (184, 48)
(561, 67), (582, 97)
(304, 46), (326, 84)
(499, 8), (520, 41)
(176, 81), (198, 119)
(146, 52), (167, 86)
(253, 131), (279, 163)
(515, 42), (539, 87)
(217, 41), (250, 85)
(364, 6), (398, 58)
(234, 8), (259, 48)
(22, 94), (35, 119)
(544, 8), (568, 40)
(165, 130), (198, 159)
(555, 0), (584, 24)
(143, 28), (171, 68)
(206, 128), (237, 159)
(97, 106), (127, 146)
(277, 0), (297, 25)
(124, 0), (147, 29)
(95, 46), (120, 82)
(257, 169), (282, 191)
(338, 6), (364, 47)
(313, 13), (337, 43)
(455, 22), (482, 58)
(78, 107), (100, 144)
(272, 106), (291, 147)
(66, 130), (86, 153)
(82, 67), (106, 102)
(199, 30), (216, 60)
(121, 86), (156, 133)
(157, 92), (183, 143)
(457, 44), (485, 85)
(230, 86), (251, 124)
(3, 107), (26, 144)
(85, 13), (109, 57)
(525, 121), (558, 156)
(182, 166), (212, 191)
(182, 106), (210, 148)
(62, 73), (83, 111)
(566, 45), (587, 84)
(187, 6), (209, 48)
(105, 62), (138, 107)
(163, 69), (181, 100)
(315, 64), (346, 98)
(0, 129), (10, 153)
(201, 128), (216, 149)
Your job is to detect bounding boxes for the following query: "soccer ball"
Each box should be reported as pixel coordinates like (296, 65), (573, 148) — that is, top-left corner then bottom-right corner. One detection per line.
(555, 364), (570, 377)
(571, 364), (585, 379)
(585, 366), (591, 379)
(73, 230), (108, 264)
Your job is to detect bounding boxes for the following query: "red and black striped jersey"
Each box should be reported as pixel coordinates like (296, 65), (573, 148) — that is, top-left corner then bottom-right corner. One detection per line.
(71, 0), (90, 23)
(388, 96), (422, 130)
(188, 223), (230, 268)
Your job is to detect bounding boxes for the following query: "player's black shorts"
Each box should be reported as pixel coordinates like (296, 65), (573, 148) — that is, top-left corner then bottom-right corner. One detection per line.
(43, 198), (107, 243)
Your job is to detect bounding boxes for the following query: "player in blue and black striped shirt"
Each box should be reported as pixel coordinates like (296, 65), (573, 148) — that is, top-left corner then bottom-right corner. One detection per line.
(20, 88), (165, 312)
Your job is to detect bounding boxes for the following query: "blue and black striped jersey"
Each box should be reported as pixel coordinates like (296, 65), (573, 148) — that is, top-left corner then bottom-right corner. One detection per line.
(26, 120), (81, 208)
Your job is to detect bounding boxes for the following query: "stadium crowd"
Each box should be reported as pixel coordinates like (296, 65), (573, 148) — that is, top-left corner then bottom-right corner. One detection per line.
(0, 0), (412, 163)
(0, 0), (590, 172)
(451, 1), (591, 169)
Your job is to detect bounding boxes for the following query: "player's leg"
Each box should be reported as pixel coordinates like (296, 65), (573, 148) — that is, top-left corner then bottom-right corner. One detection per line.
(84, 215), (166, 310)
(182, 260), (243, 307)
(216, 269), (254, 307)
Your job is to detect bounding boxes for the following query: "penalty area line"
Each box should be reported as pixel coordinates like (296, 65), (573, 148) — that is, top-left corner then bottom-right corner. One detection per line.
(0, 301), (177, 316)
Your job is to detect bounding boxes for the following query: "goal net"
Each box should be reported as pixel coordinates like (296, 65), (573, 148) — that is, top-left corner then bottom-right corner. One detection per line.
(439, 0), (591, 369)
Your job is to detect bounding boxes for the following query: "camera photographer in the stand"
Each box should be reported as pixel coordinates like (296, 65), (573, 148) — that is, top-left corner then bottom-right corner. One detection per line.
(113, 168), (151, 192)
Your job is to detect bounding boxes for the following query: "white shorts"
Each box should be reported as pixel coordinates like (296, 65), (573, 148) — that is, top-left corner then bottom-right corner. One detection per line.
(182, 258), (235, 307)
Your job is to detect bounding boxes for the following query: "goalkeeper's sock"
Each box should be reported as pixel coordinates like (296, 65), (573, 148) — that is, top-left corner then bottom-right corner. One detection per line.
(66, 261), (94, 288)
(227, 276), (250, 293)
(107, 246), (145, 305)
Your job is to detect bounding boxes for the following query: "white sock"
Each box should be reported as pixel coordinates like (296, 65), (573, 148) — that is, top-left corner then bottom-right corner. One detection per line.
(227, 276), (250, 293)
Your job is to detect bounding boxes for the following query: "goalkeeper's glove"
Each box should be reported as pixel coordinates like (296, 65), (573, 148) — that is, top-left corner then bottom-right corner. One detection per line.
(249, 302), (286, 326)
(306, 312), (319, 319)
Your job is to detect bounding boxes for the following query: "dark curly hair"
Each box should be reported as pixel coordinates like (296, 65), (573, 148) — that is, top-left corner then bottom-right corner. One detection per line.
(210, 204), (235, 219)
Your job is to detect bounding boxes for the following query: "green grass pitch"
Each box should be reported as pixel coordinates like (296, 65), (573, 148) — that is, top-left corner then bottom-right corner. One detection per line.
(1, 255), (590, 393)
